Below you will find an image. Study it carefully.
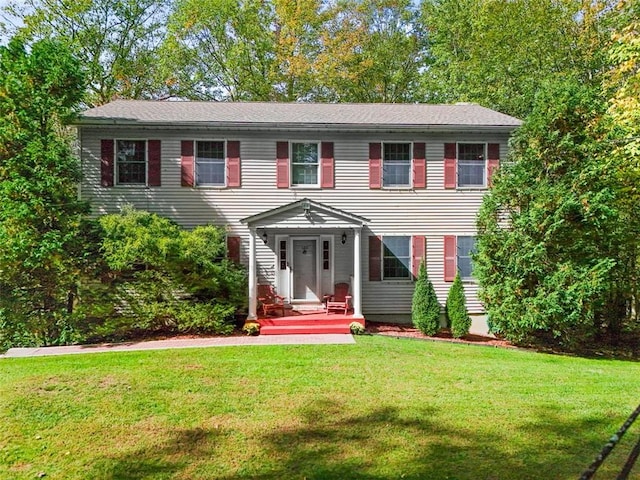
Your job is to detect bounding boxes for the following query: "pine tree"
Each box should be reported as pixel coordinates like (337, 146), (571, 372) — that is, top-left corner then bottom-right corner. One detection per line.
(447, 272), (471, 338)
(412, 261), (441, 336)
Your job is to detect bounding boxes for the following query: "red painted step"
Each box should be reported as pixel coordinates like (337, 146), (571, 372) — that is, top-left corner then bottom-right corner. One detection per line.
(260, 323), (352, 335)
(259, 317), (352, 326)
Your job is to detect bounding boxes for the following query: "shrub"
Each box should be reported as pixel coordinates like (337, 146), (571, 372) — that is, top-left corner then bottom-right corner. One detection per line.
(63, 208), (248, 344)
(349, 321), (365, 335)
(447, 273), (471, 338)
(175, 302), (236, 335)
(412, 261), (441, 336)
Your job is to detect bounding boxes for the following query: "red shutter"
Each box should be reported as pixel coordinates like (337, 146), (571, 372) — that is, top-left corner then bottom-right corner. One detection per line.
(487, 143), (500, 187)
(412, 235), (426, 278)
(100, 139), (114, 187)
(227, 236), (241, 263)
(227, 140), (241, 187)
(444, 235), (457, 282)
(369, 143), (382, 189)
(321, 142), (334, 188)
(444, 143), (457, 189)
(369, 235), (382, 281)
(276, 141), (289, 188)
(181, 140), (194, 187)
(413, 142), (426, 188)
(148, 140), (161, 187)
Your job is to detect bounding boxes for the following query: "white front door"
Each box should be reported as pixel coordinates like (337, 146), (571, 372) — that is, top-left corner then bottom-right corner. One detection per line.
(292, 238), (319, 301)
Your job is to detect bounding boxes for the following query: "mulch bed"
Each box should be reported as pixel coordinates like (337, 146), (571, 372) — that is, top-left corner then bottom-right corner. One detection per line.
(366, 321), (514, 349)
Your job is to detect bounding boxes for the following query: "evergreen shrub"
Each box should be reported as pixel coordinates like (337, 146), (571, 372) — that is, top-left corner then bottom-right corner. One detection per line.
(447, 273), (471, 338)
(412, 261), (441, 336)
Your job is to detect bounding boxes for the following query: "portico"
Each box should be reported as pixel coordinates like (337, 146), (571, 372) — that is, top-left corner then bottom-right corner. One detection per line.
(241, 199), (369, 321)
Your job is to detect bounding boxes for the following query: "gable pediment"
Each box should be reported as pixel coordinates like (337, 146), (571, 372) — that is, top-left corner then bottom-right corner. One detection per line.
(240, 198), (368, 229)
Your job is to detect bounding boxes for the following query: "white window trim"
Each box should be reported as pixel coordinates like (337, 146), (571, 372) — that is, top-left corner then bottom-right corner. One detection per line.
(456, 142), (487, 189)
(381, 234), (412, 281)
(195, 140), (227, 188)
(457, 235), (477, 281)
(382, 142), (413, 189)
(115, 138), (147, 187)
(290, 141), (321, 188)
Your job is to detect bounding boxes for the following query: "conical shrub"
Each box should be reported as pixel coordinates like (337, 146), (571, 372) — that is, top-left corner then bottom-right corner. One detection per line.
(412, 261), (441, 336)
(447, 272), (471, 338)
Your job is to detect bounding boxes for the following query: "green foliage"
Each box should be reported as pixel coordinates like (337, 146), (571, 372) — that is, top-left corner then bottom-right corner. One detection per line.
(4, 0), (169, 105)
(87, 207), (246, 341)
(420, 0), (614, 117)
(0, 38), (87, 349)
(411, 261), (441, 336)
(162, 0), (426, 102)
(174, 302), (236, 335)
(349, 321), (365, 335)
(446, 273), (471, 339)
(475, 79), (638, 347)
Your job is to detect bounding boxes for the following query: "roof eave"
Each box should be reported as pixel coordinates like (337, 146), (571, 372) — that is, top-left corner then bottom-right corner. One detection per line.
(75, 118), (521, 132)
(241, 198), (370, 226)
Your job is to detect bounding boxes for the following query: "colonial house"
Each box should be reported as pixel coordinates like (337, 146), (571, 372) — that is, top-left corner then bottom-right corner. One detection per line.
(77, 101), (521, 334)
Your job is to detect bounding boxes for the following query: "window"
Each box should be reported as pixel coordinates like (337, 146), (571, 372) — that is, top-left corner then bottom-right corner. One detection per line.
(458, 143), (486, 187)
(196, 141), (225, 186)
(383, 143), (411, 187)
(279, 240), (287, 270)
(322, 240), (330, 270)
(383, 236), (411, 279)
(291, 143), (319, 186)
(116, 140), (146, 185)
(457, 236), (477, 279)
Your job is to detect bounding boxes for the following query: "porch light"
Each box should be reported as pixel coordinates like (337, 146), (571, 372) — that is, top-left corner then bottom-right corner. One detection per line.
(302, 200), (311, 219)
(261, 231), (268, 245)
(341, 232), (347, 245)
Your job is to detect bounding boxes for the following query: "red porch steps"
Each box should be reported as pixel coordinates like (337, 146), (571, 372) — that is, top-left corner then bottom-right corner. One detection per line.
(257, 312), (364, 335)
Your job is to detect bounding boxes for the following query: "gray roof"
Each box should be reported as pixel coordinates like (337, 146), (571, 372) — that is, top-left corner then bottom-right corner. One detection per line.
(79, 100), (521, 131)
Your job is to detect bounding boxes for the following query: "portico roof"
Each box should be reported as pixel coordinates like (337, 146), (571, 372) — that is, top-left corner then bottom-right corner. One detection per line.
(240, 198), (369, 228)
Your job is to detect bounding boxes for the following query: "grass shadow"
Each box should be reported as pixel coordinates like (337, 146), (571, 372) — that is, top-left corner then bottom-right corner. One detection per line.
(84, 400), (620, 479)
(89, 427), (223, 480)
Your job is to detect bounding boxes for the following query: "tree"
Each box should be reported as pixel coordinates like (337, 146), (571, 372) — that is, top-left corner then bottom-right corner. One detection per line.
(446, 273), (470, 338)
(162, 0), (278, 101)
(411, 261), (441, 336)
(474, 79), (635, 347)
(420, 0), (616, 118)
(0, 38), (87, 348)
(3, 0), (169, 105)
(162, 0), (427, 102)
(606, 0), (640, 183)
(316, 0), (428, 102)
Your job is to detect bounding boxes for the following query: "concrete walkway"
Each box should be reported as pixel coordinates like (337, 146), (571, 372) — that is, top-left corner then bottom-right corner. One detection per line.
(1, 334), (356, 358)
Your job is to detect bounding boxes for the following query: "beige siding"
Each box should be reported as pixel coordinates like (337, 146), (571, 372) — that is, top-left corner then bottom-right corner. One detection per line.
(80, 127), (511, 317)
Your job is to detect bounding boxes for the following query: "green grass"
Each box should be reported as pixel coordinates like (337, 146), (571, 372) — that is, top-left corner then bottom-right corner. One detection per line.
(2, 336), (640, 479)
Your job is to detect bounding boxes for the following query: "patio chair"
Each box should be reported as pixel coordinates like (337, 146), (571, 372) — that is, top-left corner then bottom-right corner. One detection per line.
(257, 284), (285, 317)
(325, 282), (352, 315)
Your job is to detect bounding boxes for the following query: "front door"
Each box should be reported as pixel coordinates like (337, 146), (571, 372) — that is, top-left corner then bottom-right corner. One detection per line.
(292, 238), (318, 301)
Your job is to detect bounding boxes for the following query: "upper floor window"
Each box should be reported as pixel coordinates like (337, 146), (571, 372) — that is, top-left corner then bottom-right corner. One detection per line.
(196, 141), (225, 186)
(457, 143), (486, 187)
(383, 143), (411, 187)
(457, 236), (477, 279)
(291, 142), (319, 186)
(383, 236), (411, 279)
(116, 140), (146, 185)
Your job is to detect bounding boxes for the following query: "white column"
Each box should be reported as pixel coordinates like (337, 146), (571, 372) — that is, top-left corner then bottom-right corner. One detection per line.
(247, 228), (258, 320)
(352, 226), (363, 319)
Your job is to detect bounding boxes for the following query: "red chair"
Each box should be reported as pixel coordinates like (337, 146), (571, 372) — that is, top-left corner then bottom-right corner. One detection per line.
(325, 282), (352, 315)
(258, 284), (285, 317)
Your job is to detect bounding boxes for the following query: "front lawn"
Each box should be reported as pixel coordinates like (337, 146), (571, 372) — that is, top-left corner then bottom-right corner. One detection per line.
(1, 336), (639, 479)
